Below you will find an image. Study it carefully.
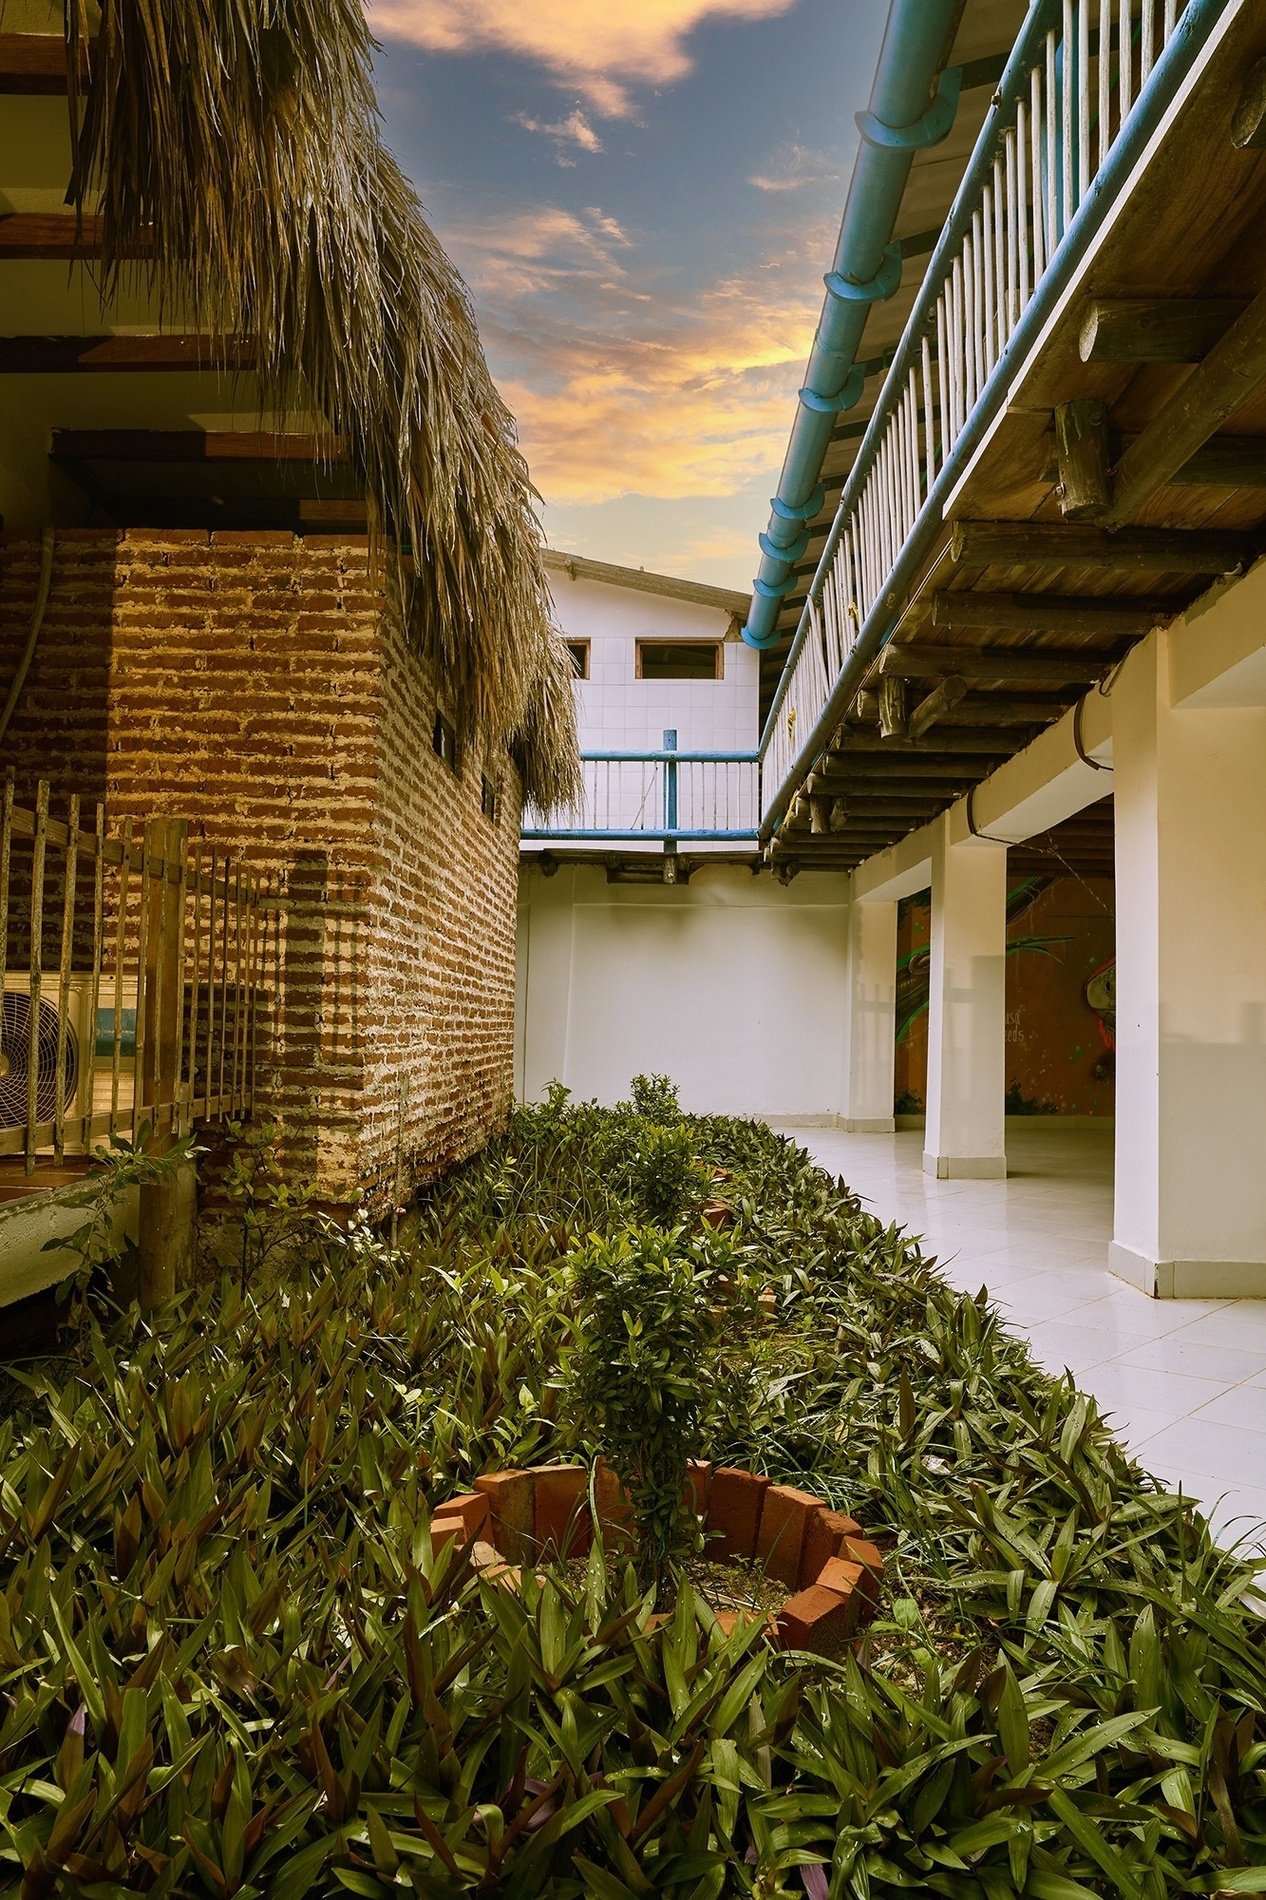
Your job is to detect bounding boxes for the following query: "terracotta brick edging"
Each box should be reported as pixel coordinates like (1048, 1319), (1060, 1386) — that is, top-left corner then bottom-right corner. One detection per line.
(429, 1462), (883, 1660)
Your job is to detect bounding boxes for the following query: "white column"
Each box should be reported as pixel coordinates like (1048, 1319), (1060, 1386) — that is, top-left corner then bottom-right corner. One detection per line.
(923, 812), (1008, 1179)
(1111, 635), (1266, 1297)
(841, 897), (897, 1130)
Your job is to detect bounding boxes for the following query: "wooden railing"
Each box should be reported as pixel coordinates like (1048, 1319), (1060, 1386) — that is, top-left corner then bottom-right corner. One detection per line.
(760, 0), (1202, 822)
(0, 780), (280, 1167)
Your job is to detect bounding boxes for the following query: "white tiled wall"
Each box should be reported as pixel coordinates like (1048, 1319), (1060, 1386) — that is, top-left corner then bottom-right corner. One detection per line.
(549, 573), (760, 756)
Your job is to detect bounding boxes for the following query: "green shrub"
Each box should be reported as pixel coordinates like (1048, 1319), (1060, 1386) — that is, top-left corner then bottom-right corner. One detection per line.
(568, 1226), (726, 1583)
(624, 1121), (707, 1228)
(627, 1072), (682, 1122)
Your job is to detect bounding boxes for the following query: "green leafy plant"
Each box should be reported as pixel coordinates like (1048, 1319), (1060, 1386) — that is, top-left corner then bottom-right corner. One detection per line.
(625, 1120), (708, 1227)
(568, 1226), (729, 1585)
(214, 1118), (331, 1291)
(1, 1102), (1264, 1895)
(627, 1072), (681, 1123)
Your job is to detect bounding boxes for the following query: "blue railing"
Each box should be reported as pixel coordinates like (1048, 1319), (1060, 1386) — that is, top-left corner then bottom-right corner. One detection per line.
(522, 732), (760, 843)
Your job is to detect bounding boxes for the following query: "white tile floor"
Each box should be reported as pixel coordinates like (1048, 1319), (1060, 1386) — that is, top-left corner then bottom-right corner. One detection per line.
(774, 1120), (1266, 1563)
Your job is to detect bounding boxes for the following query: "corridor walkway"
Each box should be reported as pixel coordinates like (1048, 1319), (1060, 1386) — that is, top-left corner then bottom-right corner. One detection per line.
(776, 1120), (1266, 1564)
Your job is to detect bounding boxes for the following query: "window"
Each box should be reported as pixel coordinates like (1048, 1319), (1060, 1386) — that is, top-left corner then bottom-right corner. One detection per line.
(635, 640), (723, 682)
(432, 710), (459, 772)
(481, 774), (499, 824)
(565, 639), (590, 679)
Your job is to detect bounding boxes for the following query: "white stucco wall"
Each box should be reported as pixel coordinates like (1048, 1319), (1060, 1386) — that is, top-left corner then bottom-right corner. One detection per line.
(516, 862), (852, 1120)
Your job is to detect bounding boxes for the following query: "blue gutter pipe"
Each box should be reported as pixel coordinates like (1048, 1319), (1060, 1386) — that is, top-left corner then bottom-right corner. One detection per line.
(741, 0), (963, 649)
(757, 0), (1233, 838)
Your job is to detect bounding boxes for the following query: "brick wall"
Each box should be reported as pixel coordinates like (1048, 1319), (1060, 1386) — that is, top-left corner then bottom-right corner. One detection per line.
(0, 528), (521, 1206)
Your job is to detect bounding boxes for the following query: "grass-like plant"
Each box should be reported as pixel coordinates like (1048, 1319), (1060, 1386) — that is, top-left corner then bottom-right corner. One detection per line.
(567, 1227), (726, 1583)
(1, 1081), (1263, 1893)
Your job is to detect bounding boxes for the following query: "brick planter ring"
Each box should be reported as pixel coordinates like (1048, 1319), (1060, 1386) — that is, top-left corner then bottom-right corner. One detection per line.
(428, 1463), (883, 1659)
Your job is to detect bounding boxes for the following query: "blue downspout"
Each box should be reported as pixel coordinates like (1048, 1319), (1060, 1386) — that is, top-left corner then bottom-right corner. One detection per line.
(742, 0), (963, 650)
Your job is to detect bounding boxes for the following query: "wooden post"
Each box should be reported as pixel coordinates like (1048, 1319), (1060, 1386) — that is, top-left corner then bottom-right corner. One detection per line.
(141, 817), (187, 1128)
(878, 676), (909, 739)
(138, 1156), (197, 1312)
(136, 818), (192, 1313)
(809, 796), (830, 835)
(1054, 399), (1111, 519)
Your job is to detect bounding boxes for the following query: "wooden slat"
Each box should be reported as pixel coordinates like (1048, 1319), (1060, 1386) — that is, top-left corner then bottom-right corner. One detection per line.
(0, 33), (73, 94)
(0, 333), (257, 374)
(878, 644), (1113, 686)
(0, 213), (113, 259)
(1106, 287), (1266, 527)
(932, 591), (1174, 635)
(51, 428), (345, 463)
(951, 521), (1258, 574)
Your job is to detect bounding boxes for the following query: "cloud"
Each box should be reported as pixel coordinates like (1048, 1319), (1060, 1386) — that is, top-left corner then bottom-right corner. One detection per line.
(448, 204), (633, 298)
(369, 0), (798, 117)
(748, 143), (839, 192)
(441, 203), (818, 506)
(513, 107), (604, 162)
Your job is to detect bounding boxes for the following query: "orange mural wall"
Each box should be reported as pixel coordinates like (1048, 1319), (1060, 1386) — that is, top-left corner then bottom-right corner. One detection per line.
(895, 876), (1115, 1116)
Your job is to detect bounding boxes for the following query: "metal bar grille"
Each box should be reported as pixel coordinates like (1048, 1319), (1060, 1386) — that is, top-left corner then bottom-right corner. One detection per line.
(0, 782), (280, 1160)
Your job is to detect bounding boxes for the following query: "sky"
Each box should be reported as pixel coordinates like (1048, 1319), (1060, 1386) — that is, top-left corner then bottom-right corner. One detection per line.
(369, 0), (885, 590)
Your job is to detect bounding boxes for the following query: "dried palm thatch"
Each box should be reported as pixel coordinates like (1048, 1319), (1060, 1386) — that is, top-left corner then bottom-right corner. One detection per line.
(49, 0), (579, 807)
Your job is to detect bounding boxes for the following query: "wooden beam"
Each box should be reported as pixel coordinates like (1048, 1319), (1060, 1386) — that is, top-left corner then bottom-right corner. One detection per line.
(951, 520), (1257, 575)
(0, 334), (257, 374)
(932, 591), (1172, 636)
(1106, 287), (1266, 527)
(1041, 433), (1266, 488)
(808, 785), (951, 809)
(1078, 296), (1247, 362)
(826, 731), (1010, 755)
(908, 675), (968, 738)
(51, 429), (345, 463)
(878, 644), (1111, 687)
(1054, 399), (1111, 519)
(0, 213), (115, 259)
(1231, 55), (1266, 149)
(935, 697), (1077, 726)
(0, 33), (72, 94)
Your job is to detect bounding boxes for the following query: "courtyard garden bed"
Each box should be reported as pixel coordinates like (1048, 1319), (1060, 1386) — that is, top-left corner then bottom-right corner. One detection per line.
(0, 1079), (1263, 1895)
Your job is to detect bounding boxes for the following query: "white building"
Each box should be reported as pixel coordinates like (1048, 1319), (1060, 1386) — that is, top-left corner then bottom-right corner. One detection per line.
(517, 553), (853, 1122)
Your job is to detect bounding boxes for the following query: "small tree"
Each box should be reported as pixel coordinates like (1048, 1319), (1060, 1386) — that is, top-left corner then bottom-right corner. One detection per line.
(628, 1073), (682, 1123)
(568, 1227), (726, 1587)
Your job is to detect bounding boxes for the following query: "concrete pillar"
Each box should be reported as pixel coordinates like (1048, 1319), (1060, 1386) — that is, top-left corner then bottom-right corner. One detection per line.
(841, 898), (898, 1130)
(1111, 635), (1266, 1297)
(923, 812), (1008, 1179)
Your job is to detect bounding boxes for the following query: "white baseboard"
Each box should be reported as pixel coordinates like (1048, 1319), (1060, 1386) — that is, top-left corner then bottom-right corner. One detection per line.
(1109, 1241), (1266, 1299)
(923, 1151), (1008, 1181)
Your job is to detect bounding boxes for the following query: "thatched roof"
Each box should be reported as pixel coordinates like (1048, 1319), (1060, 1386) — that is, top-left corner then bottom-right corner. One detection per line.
(48, 0), (578, 807)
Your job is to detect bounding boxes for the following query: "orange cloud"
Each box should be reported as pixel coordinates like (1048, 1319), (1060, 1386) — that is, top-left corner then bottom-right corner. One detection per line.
(369, 0), (798, 116)
(444, 208), (819, 504)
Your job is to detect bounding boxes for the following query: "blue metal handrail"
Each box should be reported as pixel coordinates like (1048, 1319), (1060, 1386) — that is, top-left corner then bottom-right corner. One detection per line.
(522, 735), (761, 844)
